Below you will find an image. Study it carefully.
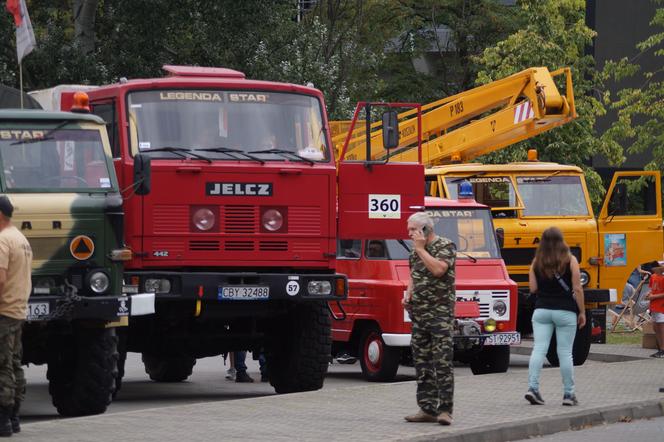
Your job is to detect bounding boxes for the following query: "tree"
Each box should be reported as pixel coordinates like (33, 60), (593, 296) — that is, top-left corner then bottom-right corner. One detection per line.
(473, 0), (620, 206)
(604, 3), (664, 173)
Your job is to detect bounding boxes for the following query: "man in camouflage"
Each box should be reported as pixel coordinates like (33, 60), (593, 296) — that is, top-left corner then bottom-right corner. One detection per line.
(403, 212), (456, 425)
(0, 196), (32, 437)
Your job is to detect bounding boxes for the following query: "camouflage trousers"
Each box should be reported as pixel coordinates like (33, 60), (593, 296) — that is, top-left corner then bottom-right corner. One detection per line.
(0, 315), (25, 408)
(411, 319), (454, 416)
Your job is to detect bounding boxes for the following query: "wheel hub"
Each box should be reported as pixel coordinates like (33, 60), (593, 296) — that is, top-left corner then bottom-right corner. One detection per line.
(367, 340), (381, 365)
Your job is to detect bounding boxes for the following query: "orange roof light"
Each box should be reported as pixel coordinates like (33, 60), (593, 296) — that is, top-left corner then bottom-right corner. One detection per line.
(71, 92), (90, 113)
(527, 149), (538, 162)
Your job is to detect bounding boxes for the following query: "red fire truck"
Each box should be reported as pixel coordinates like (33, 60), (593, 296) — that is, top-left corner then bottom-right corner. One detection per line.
(333, 193), (519, 381)
(31, 66), (424, 394)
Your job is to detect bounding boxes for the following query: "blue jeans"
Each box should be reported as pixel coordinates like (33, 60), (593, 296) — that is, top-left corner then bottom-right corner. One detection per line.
(528, 309), (577, 395)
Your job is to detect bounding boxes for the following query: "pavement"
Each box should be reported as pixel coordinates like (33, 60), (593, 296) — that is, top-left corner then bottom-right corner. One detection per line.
(19, 343), (664, 442)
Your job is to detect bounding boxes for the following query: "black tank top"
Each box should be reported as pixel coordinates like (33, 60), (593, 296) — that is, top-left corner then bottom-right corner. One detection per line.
(534, 261), (579, 313)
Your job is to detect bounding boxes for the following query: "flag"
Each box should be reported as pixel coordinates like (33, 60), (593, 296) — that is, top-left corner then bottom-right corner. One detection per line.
(6, 0), (36, 63)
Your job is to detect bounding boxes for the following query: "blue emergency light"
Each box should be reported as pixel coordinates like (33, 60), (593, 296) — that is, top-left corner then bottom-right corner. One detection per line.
(458, 180), (473, 199)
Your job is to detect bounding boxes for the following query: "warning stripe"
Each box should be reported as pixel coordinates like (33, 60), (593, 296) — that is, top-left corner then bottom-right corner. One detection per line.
(513, 100), (535, 124)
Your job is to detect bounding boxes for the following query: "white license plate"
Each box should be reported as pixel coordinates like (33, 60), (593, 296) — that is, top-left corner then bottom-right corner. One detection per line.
(219, 286), (269, 300)
(27, 302), (50, 321)
(484, 332), (521, 346)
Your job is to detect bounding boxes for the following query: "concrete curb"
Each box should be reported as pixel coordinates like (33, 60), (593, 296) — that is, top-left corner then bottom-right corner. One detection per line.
(399, 399), (664, 442)
(510, 345), (646, 363)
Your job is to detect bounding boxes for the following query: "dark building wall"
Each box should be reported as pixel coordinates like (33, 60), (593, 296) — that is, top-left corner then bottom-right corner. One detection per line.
(588, 0), (661, 177)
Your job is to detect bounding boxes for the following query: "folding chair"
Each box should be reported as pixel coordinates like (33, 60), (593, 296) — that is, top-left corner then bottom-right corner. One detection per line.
(610, 272), (651, 332)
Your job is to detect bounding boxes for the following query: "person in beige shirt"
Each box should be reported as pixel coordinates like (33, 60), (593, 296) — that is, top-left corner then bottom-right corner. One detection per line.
(0, 196), (32, 437)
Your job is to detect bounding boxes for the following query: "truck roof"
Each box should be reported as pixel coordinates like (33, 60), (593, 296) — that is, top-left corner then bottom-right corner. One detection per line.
(0, 109), (104, 125)
(425, 196), (488, 209)
(426, 162), (583, 174)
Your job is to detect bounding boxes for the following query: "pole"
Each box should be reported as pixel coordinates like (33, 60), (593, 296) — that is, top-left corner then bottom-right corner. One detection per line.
(19, 62), (24, 109)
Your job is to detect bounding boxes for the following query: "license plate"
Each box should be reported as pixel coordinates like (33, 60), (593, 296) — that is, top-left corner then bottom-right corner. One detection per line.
(484, 332), (521, 346)
(27, 302), (50, 321)
(218, 286), (269, 300)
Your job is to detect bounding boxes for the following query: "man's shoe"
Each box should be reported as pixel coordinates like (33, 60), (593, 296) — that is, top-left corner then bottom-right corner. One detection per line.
(225, 367), (236, 381)
(562, 393), (579, 406)
(9, 404), (19, 434)
(437, 412), (453, 426)
(0, 406), (12, 437)
(525, 388), (545, 405)
(404, 410), (438, 423)
(335, 352), (357, 364)
(650, 350), (664, 358)
(235, 371), (254, 383)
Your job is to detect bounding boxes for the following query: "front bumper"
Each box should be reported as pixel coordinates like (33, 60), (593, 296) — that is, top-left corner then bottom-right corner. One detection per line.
(27, 293), (155, 322)
(382, 331), (521, 347)
(126, 271), (348, 302)
(584, 288), (618, 304)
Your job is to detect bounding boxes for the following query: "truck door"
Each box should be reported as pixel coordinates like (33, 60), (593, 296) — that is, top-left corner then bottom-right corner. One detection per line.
(598, 171), (663, 294)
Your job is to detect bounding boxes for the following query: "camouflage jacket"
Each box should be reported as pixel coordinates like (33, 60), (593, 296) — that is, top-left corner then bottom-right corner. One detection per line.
(409, 236), (456, 320)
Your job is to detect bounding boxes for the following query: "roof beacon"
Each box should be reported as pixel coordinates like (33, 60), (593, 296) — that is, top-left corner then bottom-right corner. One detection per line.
(458, 180), (474, 199)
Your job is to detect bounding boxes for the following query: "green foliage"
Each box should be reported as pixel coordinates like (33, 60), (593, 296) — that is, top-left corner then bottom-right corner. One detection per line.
(474, 0), (616, 207)
(604, 4), (664, 174)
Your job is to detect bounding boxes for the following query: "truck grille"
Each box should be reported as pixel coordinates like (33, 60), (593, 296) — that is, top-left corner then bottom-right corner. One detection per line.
(259, 241), (288, 251)
(224, 206), (257, 233)
(189, 240), (220, 251)
(456, 290), (511, 321)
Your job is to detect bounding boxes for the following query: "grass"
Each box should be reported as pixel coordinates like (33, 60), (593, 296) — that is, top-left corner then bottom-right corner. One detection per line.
(606, 322), (644, 345)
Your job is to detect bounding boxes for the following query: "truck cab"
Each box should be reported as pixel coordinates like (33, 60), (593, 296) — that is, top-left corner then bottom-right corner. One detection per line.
(332, 195), (518, 381)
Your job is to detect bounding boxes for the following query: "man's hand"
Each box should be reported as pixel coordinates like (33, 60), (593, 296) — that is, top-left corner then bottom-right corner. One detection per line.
(410, 229), (426, 251)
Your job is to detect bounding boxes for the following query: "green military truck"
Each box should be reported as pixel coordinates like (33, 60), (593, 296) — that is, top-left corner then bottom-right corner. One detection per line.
(0, 108), (154, 416)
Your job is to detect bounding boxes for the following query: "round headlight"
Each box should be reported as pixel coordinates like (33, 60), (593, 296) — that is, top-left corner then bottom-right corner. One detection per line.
(492, 300), (507, 317)
(580, 270), (590, 287)
(193, 208), (216, 231)
(88, 271), (110, 294)
(262, 209), (283, 232)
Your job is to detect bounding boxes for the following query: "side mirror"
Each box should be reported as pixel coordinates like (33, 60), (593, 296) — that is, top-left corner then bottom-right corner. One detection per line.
(495, 227), (505, 249)
(133, 153), (151, 195)
(382, 110), (399, 150)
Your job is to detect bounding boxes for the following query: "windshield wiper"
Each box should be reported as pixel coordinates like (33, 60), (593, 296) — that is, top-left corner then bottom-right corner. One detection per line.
(10, 121), (69, 146)
(397, 239), (411, 253)
(195, 147), (265, 164)
(142, 147), (212, 163)
(457, 251), (478, 263)
(248, 148), (315, 166)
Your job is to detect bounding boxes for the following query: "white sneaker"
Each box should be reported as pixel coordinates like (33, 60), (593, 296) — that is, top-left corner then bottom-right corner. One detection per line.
(225, 367), (236, 381)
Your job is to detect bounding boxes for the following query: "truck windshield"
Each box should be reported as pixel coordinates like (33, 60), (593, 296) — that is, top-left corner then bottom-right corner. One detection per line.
(0, 129), (113, 191)
(445, 176), (518, 217)
(127, 89), (329, 162)
(426, 208), (500, 258)
(516, 175), (589, 216)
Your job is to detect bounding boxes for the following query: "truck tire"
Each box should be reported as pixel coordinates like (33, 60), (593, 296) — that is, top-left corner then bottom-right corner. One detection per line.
(470, 345), (510, 375)
(113, 350), (127, 399)
(265, 301), (331, 394)
(546, 323), (591, 367)
(142, 353), (196, 382)
(358, 325), (400, 382)
(47, 328), (118, 417)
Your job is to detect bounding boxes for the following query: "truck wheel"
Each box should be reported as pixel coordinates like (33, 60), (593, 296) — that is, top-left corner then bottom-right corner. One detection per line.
(142, 353), (196, 382)
(470, 345), (510, 375)
(47, 328), (118, 417)
(265, 301), (331, 394)
(546, 323), (591, 367)
(113, 350), (127, 399)
(358, 325), (400, 382)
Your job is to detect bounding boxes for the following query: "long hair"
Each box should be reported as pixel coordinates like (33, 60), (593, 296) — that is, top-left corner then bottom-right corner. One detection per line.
(533, 227), (571, 279)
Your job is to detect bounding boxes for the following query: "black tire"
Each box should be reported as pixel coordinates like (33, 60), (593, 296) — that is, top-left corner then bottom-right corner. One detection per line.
(113, 350), (127, 399)
(265, 301), (331, 394)
(358, 325), (400, 382)
(546, 323), (591, 367)
(47, 327), (118, 417)
(142, 353), (196, 382)
(470, 345), (510, 375)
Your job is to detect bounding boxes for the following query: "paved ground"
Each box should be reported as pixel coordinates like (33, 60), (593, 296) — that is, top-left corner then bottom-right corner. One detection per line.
(19, 346), (664, 442)
(514, 416), (664, 441)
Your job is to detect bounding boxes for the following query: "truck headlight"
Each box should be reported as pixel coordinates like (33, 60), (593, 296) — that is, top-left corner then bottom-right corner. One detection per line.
(308, 280), (332, 295)
(87, 271), (110, 294)
(492, 300), (507, 317)
(192, 208), (216, 231)
(144, 278), (172, 294)
(262, 209), (284, 232)
(580, 271), (590, 287)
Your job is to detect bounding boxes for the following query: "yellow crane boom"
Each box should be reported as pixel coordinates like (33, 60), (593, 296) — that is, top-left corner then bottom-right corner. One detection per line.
(333, 67), (576, 165)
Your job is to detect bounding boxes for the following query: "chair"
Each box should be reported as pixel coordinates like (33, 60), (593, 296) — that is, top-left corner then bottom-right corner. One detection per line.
(609, 273), (652, 332)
